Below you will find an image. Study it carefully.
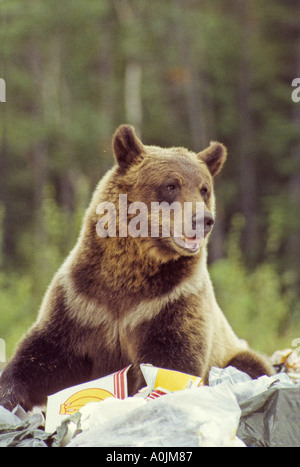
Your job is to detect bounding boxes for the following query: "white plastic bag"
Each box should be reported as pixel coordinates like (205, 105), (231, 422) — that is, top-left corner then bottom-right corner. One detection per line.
(209, 365), (295, 405)
(68, 384), (241, 447)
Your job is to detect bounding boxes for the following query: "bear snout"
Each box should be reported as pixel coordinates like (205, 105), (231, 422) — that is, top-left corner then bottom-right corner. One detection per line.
(192, 211), (215, 237)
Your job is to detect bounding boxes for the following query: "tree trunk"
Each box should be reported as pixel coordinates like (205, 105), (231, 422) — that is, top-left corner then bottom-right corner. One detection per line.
(237, 0), (258, 267)
(175, 0), (213, 151)
(124, 61), (143, 138)
(113, 0), (143, 137)
(27, 44), (48, 248)
(0, 111), (13, 264)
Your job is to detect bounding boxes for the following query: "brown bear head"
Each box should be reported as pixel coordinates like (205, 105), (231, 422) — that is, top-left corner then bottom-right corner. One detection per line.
(98, 125), (227, 259)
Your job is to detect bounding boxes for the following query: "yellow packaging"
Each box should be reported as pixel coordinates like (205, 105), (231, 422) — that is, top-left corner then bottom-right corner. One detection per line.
(140, 364), (204, 393)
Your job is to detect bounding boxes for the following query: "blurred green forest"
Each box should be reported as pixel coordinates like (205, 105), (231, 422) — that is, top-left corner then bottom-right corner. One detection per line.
(0, 0), (299, 358)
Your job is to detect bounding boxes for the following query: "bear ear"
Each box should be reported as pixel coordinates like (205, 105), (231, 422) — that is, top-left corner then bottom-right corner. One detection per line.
(197, 142), (227, 177)
(113, 125), (144, 170)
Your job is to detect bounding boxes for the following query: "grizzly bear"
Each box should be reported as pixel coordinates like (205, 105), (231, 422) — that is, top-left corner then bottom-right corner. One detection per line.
(0, 125), (273, 411)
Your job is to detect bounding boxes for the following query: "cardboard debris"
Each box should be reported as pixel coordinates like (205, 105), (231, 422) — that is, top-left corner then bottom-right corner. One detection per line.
(140, 364), (204, 399)
(45, 365), (131, 433)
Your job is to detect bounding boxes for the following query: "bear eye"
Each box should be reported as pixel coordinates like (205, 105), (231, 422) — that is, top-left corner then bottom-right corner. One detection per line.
(167, 184), (176, 191)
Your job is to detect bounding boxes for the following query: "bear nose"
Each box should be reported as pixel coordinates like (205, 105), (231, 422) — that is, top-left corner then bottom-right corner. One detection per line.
(204, 212), (214, 233)
(192, 211), (214, 235)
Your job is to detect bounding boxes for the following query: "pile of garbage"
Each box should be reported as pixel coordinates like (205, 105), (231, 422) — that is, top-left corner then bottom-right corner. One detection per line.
(0, 349), (300, 448)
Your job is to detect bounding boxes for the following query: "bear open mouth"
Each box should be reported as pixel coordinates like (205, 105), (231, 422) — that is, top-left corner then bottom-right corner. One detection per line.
(173, 233), (205, 253)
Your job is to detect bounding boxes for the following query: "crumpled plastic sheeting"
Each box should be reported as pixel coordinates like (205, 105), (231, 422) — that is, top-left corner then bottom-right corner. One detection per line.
(68, 385), (242, 447)
(0, 404), (79, 447)
(209, 366), (300, 447)
(0, 406), (49, 447)
(209, 366), (296, 405)
(237, 387), (300, 447)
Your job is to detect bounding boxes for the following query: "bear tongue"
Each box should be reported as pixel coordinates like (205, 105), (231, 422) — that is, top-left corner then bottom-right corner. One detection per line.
(174, 233), (205, 251)
(184, 236), (202, 249)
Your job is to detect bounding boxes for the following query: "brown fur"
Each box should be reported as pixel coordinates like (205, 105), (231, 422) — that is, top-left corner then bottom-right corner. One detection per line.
(0, 125), (273, 411)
